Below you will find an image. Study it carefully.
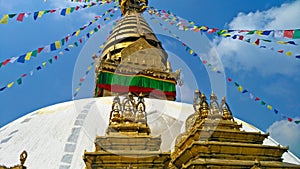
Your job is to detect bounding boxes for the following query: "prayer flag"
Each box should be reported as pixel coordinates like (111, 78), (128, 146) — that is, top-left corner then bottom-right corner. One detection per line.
(293, 29), (300, 39)
(288, 118), (293, 122)
(261, 101), (266, 106)
(0, 87), (6, 91)
(7, 82), (14, 88)
(32, 50), (38, 57)
(284, 30), (293, 38)
(50, 43), (56, 51)
(75, 30), (80, 36)
(38, 11), (44, 18)
(16, 13), (25, 22)
(267, 105), (272, 110)
(8, 14), (16, 18)
(274, 109), (278, 114)
(25, 52), (32, 60)
(242, 90), (248, 93)
(17, 54), (26, 63)
(61, 9), (67, 16)
(237, 86), (243, 92)
(33, 12), (39, 20)
(0, 14), (9, 24)
(17, 78), (22, 85)
(227, 78), (232, 82)
(286, 51), (292, 56)
(55, 41), (61, 49)
(274, 30), (283, 38)
(42, 62), (46, 67)
(255, 97), (260, 101)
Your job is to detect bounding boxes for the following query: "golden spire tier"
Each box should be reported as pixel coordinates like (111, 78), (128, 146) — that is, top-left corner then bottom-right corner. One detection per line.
(94, 0), (179, 101)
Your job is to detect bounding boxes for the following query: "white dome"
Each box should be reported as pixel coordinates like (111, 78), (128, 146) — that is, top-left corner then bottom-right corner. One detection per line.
(0, 97), (299, 169)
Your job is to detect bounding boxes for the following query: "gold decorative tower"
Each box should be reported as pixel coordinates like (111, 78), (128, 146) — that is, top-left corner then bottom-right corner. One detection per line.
(170, 90), (300, 169)
(83, 94), (170, 168)
(94, 0), (178, 101)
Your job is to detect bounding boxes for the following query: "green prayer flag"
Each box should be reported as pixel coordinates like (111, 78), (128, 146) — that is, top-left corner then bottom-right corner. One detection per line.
(247, 30), (255, 35)
(262, 39), (272, 42)
(49, 59), (53, 64)
(245, 39), (251, 43)
(295, 120), (300, 124)
(31, 50), (38, 57)
(74, 42), (78, 47)
(261, 101), (266, 105)
(61, 38), (65, 46)
(8, 14), (17, 18)
(293, 29), (300, 39)
(70, 7), (75, 13)
(17, 78), (22, 85)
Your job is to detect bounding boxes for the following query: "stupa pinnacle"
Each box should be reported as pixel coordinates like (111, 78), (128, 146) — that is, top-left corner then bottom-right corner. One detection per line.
(94, 0), (179, 100)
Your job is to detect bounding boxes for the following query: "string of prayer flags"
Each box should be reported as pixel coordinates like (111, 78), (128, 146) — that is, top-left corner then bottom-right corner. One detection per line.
(0, 7), (118, 68)
(227, 77), (299, 124)
(0, 55), (58, 93)
(0, 22), (101, 94)
(0, 1), (112, 24)
(148, 9), (300, 60)
(149, 7), (300, 40)
(72, 62), (94, 99)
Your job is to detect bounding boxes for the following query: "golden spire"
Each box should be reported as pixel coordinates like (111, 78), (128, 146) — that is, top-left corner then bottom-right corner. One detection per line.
(119, 0), (149, 15)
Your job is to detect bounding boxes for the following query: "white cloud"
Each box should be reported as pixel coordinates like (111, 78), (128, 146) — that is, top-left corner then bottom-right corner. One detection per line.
(215, 1), (300, 76)
(267, 119), (300, 157)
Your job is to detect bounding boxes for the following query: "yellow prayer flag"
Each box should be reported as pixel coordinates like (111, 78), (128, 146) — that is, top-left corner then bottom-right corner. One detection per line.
(88, 65), (92, 70)
(277, 41), (288, 44)
(267, 105), (273, 110)
(38, 11), (44, 18)
(0, 14), (9, 24)
(255, 30), (263, 36)
(66, 8), (71, 14)
(237, 86), (243, 92)
(213, 67), (217, 71)
(25, 52), (32, 60)
(55, 41), (61, 49)
(42, 62), (46, 67)
(75, 30), (80, 36)
(100, 45), (104, 49)
(90, 30), (94, 35)
(189, 50), (194, 55)
(69, 44), (74, 48)
(7, 82), (14, 88)
(286, 51), (292, 56)
(76, 88), (80, 92)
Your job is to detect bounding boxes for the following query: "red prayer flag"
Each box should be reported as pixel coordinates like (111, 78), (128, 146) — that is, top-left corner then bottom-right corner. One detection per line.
(79, 39), (82, 43)
(227, 78), (232, 82)
(283, 30), (294, 38)
(254, 39), (260, 45)
(21, 74), (27, 77)
(278, 50), (284, 53)
(75, 6), (80, 11)
(238, 35), (244, 40)
(97, 25), (101, 29)
(203, 60), (207, 64)
(54, 55), (58, 60)
(255, 97), (260, 101)
(2, 59), (10, 66)
(38, 47), (44, 53)
(80, 78), (85, 82)
(50, 10), (56, 13)
(288, 118), (293, 122)
(16, 13), (25, 22)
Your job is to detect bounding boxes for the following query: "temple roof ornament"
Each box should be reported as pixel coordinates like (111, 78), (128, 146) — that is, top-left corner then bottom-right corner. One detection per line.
(119, 0), (149, 15)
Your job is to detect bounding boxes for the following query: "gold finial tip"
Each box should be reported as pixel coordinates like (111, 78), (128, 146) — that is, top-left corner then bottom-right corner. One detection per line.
(139, 92), (143, 97)
(194, 89), (200, 93)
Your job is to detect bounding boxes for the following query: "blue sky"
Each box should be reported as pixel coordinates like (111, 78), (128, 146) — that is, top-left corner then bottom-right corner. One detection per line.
(0, 0), (300, 156)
